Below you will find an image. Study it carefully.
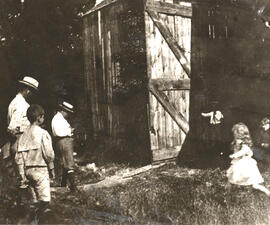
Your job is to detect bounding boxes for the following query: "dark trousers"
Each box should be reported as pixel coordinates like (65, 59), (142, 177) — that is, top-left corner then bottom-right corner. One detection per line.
(61, 169), (77, 191)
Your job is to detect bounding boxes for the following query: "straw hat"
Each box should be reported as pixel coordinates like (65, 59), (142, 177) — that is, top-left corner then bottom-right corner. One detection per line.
(18, 76), (39, 90)
(59, 101), (74, 113)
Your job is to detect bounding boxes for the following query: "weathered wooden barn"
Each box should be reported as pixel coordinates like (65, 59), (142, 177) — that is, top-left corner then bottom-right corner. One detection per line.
(82, 0), (270, 163)
(82, 0), (191, 163)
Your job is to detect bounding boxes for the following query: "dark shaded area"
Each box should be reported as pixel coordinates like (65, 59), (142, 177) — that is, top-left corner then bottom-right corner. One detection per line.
(177, 131), (231, 170)
(184, 0), (270, 169)
(0, 0), (96, 145)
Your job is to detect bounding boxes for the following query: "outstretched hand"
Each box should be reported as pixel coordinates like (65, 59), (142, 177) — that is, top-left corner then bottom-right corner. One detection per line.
(262, 143), (270, 148)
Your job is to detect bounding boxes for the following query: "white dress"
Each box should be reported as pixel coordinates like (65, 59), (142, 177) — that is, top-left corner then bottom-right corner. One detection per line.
(226, 144), (264, 185)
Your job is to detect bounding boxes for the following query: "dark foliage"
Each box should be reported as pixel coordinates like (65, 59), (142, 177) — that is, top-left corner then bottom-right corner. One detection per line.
(0, 0), (95, 135)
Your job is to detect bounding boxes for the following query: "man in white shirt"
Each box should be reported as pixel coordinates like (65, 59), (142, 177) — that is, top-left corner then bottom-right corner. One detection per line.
(8, 76), (39, 132)
(4, 76), (39, 157)
(51, 101), (78, 191)
(1, 76), (39, 203)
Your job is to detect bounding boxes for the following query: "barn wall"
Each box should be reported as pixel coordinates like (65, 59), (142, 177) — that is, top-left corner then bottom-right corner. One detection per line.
(83, 0), (152, 164)
(191, 2), (270, 145)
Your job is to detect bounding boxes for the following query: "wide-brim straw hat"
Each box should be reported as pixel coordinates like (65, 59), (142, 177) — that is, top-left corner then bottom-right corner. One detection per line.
(18, 76), (39, 91)
(59, 101), (74, 113)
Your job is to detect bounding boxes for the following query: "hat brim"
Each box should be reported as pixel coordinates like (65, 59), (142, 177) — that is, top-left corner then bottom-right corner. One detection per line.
(18, 80), (38, 91)
(59, 104), (74, 113)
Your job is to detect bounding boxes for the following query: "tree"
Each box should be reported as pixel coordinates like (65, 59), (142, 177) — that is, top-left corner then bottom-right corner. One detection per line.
(0, 0), (95, 133)
(0, 0), (95, 103)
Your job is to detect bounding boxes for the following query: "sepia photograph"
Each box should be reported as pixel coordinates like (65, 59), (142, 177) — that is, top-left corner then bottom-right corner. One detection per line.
(0, 0), (270, 224)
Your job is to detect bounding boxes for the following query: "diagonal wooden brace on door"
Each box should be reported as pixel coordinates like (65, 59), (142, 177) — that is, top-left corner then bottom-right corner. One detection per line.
(150, 78), (190, 91)
(149, 80), (189, 134)
(146, 9), (191, 78)
(145, 1), (192, 18)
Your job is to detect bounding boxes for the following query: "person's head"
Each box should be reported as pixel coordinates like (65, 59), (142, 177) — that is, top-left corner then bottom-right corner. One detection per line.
(27, 104), (45, 125)
(260, 117), (270, 131)
(58, 101), (74, 119)
(231, 122), (253, 151)
(19, 86), (33, 100)
(18, 76), (39, 100)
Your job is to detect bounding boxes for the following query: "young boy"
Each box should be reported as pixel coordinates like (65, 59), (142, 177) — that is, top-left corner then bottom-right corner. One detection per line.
(51, 101), (77, 191)
(14, 104), (55, 211)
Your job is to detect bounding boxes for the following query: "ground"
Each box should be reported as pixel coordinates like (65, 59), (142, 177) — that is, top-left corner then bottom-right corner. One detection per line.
(2, 155), (270, 225)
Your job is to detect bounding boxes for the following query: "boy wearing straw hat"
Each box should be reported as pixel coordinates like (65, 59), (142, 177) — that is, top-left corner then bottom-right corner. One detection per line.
(51, 101), (78, 191)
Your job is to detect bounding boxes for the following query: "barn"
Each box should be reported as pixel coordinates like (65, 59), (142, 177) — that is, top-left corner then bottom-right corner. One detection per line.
(81, 0), (270, 164)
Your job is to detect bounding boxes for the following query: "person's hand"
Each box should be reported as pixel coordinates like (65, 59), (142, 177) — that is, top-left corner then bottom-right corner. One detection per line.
(19, 178), (28, 189)
(49, 169), (55, 179)
(71, 128), (75, 136)
(262, 143), (270, 148)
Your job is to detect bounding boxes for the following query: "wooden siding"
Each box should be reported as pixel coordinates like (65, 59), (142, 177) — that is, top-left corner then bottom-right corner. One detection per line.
(145, 0), (191, 160)
(83, 0), (152, 164)
(83, 3), (123, 138)
(82, 0), (191, 162)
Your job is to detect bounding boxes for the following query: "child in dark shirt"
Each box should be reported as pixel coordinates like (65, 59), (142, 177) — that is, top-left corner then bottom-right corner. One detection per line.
(253, 117), (270, 163)
(201, 101), (224, 154)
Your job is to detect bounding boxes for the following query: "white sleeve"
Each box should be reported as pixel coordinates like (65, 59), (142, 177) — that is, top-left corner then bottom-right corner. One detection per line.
(201, 112), (212, 117)
(8, 104), (30, 132)
(52, 116), (72, 137)
(41, 132), (55, 170)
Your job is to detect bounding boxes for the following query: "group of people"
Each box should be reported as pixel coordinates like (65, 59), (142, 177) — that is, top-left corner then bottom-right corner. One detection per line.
(202, 101), (270, 196)
(1, 76), (78, 219)
(3, 74), (270, 222)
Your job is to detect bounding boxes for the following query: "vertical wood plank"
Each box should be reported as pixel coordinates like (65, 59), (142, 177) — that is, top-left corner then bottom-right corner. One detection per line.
(91, 13), (99, 136)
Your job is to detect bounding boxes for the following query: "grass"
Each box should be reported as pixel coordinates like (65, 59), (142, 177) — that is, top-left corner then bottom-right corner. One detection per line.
(52, 160), (270, 225)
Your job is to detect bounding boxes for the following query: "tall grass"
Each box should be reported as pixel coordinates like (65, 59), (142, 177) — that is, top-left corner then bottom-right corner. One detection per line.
(54, 163), (270, 225)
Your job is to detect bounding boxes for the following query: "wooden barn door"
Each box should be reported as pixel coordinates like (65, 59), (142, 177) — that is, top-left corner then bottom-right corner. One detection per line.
(144, 0), (192, 161)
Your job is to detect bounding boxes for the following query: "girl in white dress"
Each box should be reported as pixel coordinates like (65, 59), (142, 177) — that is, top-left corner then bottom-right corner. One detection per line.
(226, 122), (270, 196)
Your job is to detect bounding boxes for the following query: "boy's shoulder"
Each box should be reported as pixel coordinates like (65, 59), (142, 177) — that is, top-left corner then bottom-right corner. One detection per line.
(34, 125), (51, 138)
